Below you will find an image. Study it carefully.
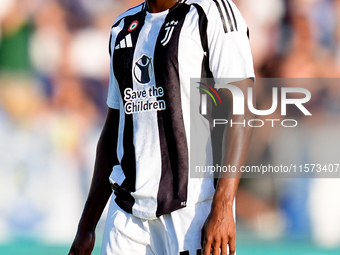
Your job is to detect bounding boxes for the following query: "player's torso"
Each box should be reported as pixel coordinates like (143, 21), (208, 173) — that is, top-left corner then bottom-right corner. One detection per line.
(110, 0), (215, 219)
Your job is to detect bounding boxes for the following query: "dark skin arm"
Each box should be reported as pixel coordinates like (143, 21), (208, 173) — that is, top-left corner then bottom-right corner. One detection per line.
(68, 108), (119, 255)
(202, 78), (255, 255)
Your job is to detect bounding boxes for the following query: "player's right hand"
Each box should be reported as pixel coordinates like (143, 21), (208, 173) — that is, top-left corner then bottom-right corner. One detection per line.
(68, 230), (96, 255)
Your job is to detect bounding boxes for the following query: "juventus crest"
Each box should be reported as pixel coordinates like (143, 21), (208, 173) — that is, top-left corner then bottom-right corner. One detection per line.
(161, 20), (178, 46)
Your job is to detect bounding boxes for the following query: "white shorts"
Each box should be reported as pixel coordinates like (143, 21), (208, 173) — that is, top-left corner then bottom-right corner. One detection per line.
(101, 196), (213, 255)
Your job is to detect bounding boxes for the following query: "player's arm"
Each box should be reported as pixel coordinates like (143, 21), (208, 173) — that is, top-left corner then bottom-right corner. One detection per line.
(202, 78), (254, 255)
(69, 107), (119, 255)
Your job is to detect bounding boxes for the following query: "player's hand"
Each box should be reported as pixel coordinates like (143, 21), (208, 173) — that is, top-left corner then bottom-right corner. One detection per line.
(68, 230), (95, 255)
(201, 202), (236, 255)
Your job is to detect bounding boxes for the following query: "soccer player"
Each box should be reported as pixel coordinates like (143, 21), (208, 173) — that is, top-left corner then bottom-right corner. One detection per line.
(69, 0), (254, 254)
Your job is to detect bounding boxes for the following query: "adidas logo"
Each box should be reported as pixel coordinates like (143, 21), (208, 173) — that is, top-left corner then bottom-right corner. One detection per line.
(115, 34), (133, 50)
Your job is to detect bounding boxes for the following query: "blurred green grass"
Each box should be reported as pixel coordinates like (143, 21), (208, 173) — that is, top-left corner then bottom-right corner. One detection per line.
(1, 239), (340, 255)
(0, 240), (101, 255)
(237, 239), (340, 255)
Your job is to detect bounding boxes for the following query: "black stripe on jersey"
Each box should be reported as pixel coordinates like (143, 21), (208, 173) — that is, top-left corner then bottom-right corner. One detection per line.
(153, 2), (191, 217)
(193, 3), (215, 126)
(112, 10), (147, 214)
(193, 4), (213, 79)
(220, 0), (234, 32)
(213, 0), (238, 33)
(226, 0), (238, 31)
(213, 0), (228, 33)
(109, 3), (144, 55)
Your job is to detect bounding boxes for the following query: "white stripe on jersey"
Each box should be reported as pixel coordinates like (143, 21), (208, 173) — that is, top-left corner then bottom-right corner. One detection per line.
(131, 10), (168, 219)
(126, 33), (133, 47)
(178, 5), (215, 205)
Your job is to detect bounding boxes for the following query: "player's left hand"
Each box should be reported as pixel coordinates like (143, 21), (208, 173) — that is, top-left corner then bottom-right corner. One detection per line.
(68, 230), (95, 255)
(201, 201), (236, 255)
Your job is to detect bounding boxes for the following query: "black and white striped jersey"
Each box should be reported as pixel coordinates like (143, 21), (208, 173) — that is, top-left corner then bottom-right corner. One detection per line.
(107, 0), (254, 219)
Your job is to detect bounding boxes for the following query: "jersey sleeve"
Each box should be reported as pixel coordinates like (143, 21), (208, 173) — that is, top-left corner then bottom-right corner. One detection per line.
(106, 29), (122, 109)
(206, 0), (255, 81)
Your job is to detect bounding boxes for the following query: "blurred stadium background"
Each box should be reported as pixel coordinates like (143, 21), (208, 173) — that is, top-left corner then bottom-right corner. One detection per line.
(1, 0), (340, 254)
